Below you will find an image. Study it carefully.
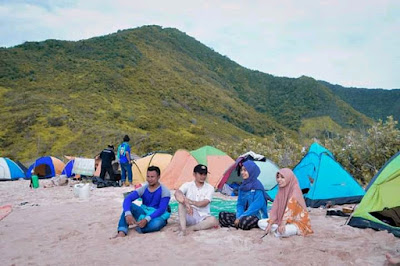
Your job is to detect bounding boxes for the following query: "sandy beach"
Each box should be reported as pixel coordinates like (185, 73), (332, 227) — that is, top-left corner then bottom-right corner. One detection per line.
(0, 179), (398, 266)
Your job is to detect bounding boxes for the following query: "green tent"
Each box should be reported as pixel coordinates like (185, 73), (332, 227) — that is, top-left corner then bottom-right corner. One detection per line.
(190, 146), (228, 165)
(348, 151), (400, 237)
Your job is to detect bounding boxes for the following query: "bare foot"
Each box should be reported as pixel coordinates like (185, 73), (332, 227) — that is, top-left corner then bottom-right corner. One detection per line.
(386, 253), (400, 265)
(110, 231), (126, 239)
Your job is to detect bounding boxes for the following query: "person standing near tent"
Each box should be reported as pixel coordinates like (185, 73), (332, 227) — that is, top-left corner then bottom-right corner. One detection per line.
(174, 164), (219, 236)
(117, 135), (132, 186)
(219, 160), (268, 230)
(98, 144), (116, 182)
(258, 168), (313, 238)
(114, 166), (171, 237)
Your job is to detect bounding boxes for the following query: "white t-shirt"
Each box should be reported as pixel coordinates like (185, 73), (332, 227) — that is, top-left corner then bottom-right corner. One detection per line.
(179, 181), (214, 218)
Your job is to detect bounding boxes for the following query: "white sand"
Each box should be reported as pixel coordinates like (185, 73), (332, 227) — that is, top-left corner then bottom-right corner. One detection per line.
(0, 179), (398, 265)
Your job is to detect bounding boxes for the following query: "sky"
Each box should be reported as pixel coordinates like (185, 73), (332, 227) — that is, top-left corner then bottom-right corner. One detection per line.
(1, 0), (399, 89)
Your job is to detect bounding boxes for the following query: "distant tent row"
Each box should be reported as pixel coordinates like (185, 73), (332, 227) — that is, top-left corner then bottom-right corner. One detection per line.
(3, 143), (398, 237)
(1, 156), (68, 180)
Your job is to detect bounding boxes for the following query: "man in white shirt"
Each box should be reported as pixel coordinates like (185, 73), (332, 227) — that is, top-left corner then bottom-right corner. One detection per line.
(174, 164), (218, 236)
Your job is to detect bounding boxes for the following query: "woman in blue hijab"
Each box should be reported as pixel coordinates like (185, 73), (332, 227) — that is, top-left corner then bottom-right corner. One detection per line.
(219, 160), (268, 230)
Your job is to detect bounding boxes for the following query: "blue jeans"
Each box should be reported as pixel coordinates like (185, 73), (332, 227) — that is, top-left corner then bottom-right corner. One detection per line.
(118, 203), (167, 234)
(120, 162), (132, 183)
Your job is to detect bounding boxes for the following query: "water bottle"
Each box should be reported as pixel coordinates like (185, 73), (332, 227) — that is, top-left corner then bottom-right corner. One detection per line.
(31, 175), (39, 189)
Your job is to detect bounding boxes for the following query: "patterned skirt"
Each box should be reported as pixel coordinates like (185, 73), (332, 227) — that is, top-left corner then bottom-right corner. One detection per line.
(218, 211), (259, 230)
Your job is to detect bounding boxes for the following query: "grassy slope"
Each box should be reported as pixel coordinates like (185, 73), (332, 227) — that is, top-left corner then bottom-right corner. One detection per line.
(0, 27), (286, 162)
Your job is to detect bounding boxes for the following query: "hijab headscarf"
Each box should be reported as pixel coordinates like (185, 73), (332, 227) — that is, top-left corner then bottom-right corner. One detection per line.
(269, 168), (307, 225)
(239, 160), (264, 192)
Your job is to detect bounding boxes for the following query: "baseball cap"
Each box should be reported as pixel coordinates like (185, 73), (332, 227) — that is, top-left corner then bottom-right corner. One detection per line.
(193, 164), (209, 174)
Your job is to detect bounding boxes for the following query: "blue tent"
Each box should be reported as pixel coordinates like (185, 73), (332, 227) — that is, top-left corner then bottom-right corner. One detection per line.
(293, 143), (365, 207)
(26, 156), (65, 179)
(0, 157), (26, 180)
(62, 160), (75, 177)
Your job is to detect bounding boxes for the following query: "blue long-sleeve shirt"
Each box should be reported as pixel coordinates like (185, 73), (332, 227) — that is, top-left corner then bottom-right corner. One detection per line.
(236, 189), (268, 219)
(123, 183), (171, 221)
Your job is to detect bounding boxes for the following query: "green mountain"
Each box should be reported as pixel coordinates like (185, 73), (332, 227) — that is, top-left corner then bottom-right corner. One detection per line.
(319, 81), (400, 123)
(0, 25), (393, 162)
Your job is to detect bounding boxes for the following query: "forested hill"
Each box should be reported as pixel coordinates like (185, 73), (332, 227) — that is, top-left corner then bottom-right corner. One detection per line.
(0, 25), (396, 161)
(319, 81), (400, 123)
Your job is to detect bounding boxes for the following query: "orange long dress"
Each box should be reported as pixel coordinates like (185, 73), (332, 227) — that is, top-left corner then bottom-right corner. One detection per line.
(282, 197), (313, 236)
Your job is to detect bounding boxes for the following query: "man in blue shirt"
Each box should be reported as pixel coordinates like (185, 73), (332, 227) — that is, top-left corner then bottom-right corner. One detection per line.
(117, 135), (132, 186)
(115, 166), (171, 237)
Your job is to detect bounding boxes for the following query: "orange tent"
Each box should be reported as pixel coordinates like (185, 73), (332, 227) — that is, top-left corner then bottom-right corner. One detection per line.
(132, 153), (172, 185)
(26, 156), (65, 178)
(160, 146), (234, 189)
(160, 150), (198, 189)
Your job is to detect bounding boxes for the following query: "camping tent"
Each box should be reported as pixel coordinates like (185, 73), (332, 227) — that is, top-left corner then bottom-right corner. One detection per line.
(62, 159), (75, 177)
(131, 153), (172, 185)
(217, 154), (280, 192)
(16, 161), (28, 175)
(293, 142), (365, 207)
(348, 151), (400, 237)
(160, 150), (197, 189)
(26, 156), (65, 179)
(161, 146), (234, 189)
(0, 157), (26, 180)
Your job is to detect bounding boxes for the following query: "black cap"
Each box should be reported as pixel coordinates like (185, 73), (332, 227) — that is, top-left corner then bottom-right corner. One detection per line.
(108, 144), (114, 149)
(194, 164), (208, 174)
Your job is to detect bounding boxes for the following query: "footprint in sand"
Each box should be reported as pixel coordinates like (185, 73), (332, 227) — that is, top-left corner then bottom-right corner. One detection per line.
(58, 230), (82, 241)
(87, 221), (101, 227)
(11, 256), (22, 261)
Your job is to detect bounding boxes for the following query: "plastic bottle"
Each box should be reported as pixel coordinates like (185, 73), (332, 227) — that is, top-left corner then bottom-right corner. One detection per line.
(31, 175), (39, 189)
(79, 183), (90, 199)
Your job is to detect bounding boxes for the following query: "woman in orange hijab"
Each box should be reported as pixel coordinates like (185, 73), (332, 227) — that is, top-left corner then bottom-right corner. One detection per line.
(258, 168), (313, 237)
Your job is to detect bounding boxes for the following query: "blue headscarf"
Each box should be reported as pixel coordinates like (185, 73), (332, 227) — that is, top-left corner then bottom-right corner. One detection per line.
(239, 160), (265, 192)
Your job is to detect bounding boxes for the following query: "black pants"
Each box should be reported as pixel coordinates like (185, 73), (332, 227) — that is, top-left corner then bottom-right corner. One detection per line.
(100, 166), (115, 181)
(219, 211), (259, 230)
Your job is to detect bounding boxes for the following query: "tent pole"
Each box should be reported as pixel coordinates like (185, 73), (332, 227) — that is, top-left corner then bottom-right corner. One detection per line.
(342, 203), (358, 226)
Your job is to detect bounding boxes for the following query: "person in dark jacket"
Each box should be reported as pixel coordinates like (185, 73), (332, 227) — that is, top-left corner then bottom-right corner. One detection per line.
(99, 144), (116, 181)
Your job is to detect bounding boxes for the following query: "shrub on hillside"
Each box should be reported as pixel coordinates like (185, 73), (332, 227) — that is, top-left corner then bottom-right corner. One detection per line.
(325, 116), (400, 184)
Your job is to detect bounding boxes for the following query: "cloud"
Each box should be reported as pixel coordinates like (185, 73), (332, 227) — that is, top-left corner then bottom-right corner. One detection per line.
(0, 0), (399, 88)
